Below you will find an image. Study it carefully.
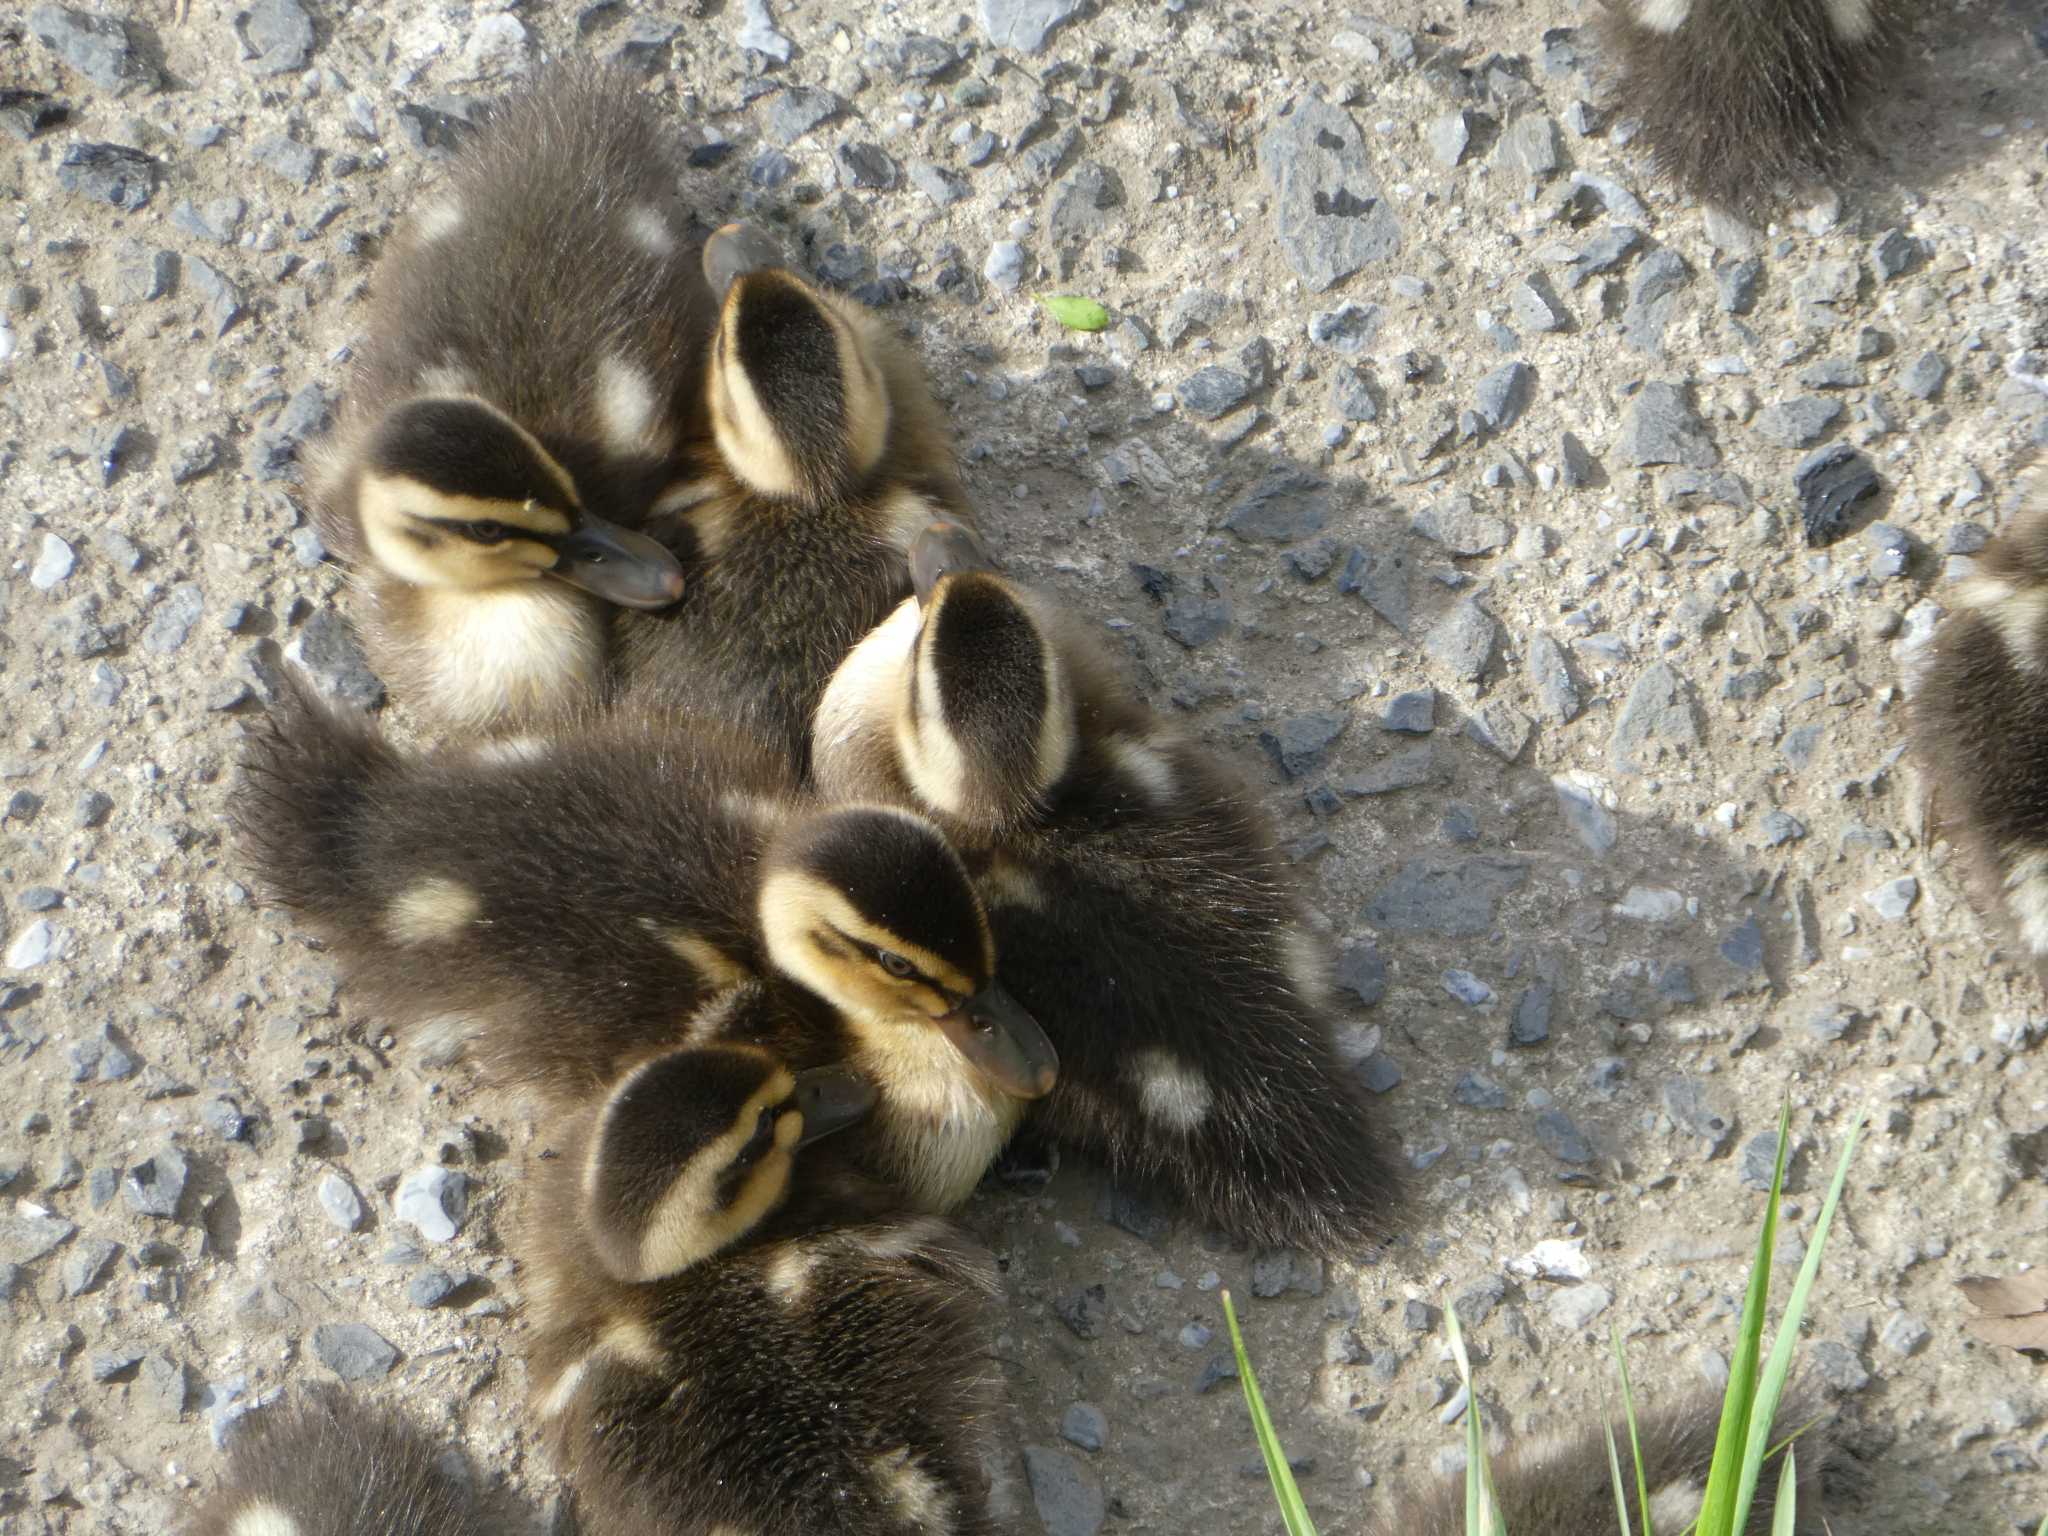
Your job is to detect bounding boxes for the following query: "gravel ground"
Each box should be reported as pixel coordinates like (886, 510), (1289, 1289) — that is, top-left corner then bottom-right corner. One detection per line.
(4, 1), (2048, 1532)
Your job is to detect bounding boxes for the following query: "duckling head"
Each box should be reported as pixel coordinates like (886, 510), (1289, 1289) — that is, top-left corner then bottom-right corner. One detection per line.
(758, 806), (1059, 1103)
(702, 224), (891, 509)
(581, 1043), (875, 1283)
(355, 395), (686, 609)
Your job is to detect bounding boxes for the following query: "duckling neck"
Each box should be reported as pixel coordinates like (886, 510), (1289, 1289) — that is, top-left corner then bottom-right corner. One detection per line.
(406, 583), (606, 734)
(851, 1023), (1024, 1212)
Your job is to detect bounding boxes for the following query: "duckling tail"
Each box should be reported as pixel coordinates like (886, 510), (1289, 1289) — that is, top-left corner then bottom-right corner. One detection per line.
(186, 1386), (493, 1536)
(233, 676), (401, 927)
(1591, 0), (1904, 214)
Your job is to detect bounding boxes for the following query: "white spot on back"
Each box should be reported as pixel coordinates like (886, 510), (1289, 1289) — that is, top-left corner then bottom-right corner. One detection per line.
(2005, 849), (2048, 956)
(979, 857), (1048, 912)
(230, 1506), (302, 1536)
(470, 734), (549, 766)
(625, 204), (675, 257)
(535, 1356), (590, 1420)
(1965, 579), (2048, 674)
(414, 363), (477, 396)
(594, 354), (667, 456)
(1647, 1476), (1704, 1534)
(1284, 927), (1333, 1007)
(413, 198), (463, 243)
(1824, 0), (1876, 42)
(765, 1244), (819, 1304)
(1104, 735), (1178, 808)
(1633, 0), (1690, 30)
(1133, 1048), (1212, 1132)
(385, 877), (481, 944)
(411, 1011), (480, 1065)
(872, 1448), (953, 1533)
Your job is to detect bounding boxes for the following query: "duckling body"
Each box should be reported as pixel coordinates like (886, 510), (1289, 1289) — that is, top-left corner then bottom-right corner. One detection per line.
(1909, 474), (2048, 986)
(234, 688), (1055, 1212)
(814, 527), (1402, 1257)
(186, 1388), (485, 1536)
(307, 62), (699, 738)
(528, 1043), (1004, 1536)
(1592, 0), (1905, 212)
(1369, 1389), (1833, 1534)
(613, 234), (971, 771)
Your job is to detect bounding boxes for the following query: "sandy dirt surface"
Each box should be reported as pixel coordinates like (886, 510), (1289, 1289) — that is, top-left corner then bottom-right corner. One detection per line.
(3, 0), (2048, 1531)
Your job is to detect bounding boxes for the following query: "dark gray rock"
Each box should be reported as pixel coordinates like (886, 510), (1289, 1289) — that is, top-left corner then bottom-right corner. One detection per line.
(1621, 249), (1689, 356)
(1620, 383), (1718, 469)
(184, 256), (242, 336)
(1382, 689), (1435, 734)
(56, 142), (157, 211)
(1716, 257), (1762, 314)
(909, 161), (970, 207)
(1454, 1072), (1507, 1109)
(1534, 1109), (1592, 1164)
(1223, 470), (1327, 541)
(1609, 662), (1700, 775)
(289, 608), (386, 711)
(1055, 1283), (1108, 1340)
(1463, 702), (1531, 762)
(1251, 1248), (1323, 1298)
(1336, 742), (1440, 797)
(762, 87), (844, 147)
(1422, 598), (1497, 681)
(1739, 1132), (1793, 1192)
(1872, 228), (1926, 281)
(1337, 545), (1411, 631)
(1366, 856), (1529, 938)
(1720, 915), (1765, 973)
(1795, 444), (1879, 548)
(142, 582), (204, 654)
(122, 1148), (188, 1218)
(1045, 162), (1123, 244)
(1177, 367), (1251, 421)
(1413, 495), (1508, 555)
(836, 141), (898, 190)
(1563, 225), (1641, 287)
(1060, 1402), (1107, 1453)
(1662, 1078), (1733, 1153)
(1307, 301), (1384, 353)
(30, 5), (159, 94)
(1334, 945), (1386, 1007)
(1403, 1299), (1440, 1332)
(1285, 538), (1337, 581)
(251, 384), (332, 481)
(1558, 430), (1597, 488)
(1260, 713), (1348, 780)
(59, 1236), (119, 1297)
(312, 1323), (399, 1382)
(1257, 98), (1401, 292)
(1903, 352), (1948, 401)
(1510, 983), (1553, 1045)
(1097, 1183), (1171, 1242)
(406, 1267), (465, 1308)
(1526, 632), (1580, 722)
(1554, 780), (1616, 854)
(978, 0), (1082, 53)
(140, 1351), (188, 1416)
(1498, 112), (1559, 177)
(1330, 362), (1378, 421)
(1755, 396), (1843, 449)
(1163, 579), (1230, 649)
(894, 33), (959, 78)
(251, 133), (317, 187)
(1473, 361), (1532, 432)
(1810, 1340), (1870, 1393)
(238, 0), (315, 72)
(2, 1211), (77, 1263)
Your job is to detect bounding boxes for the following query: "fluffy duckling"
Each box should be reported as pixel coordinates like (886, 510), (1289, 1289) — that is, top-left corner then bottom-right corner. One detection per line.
(1592, 0), (1905, 213)
(305, 62), (696, 738)
(1910, 472), (2048, 986)
(528, 1040), (1006, 1536)
(611, 223), (972, 770)
(812, 522), (1403, 1257)
(185, 1388), (485, 1536)
(234, 688), (1056, 1212)
(1369, 1389), (1834, 1534)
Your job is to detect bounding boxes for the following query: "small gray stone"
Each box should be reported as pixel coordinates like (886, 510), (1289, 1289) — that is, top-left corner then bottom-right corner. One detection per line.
(29, 533), (75, 592)
(1060, 1403), (1107, 1453)
(1260, 712), (1348, 780)
(836, 142), (898, 190)
(1534, 1108), (1593, 1164)
(735, 0), (793, 61)
(1250, 1248), (1323, 1299)
(1872, 228), (1926, 281)
(1761, 811), (1808, 846)
(1257, 98), (1402, 293)
(1553, 779), (1617, 855)
(1511, 983), (1553, 1046)
(76, 790), (115, 828)
(2, 1211), (77, 1264)
(1224, 470), (1328, 541)
(1620, 383), (1718, 469)
(170, 197), (244, 245)
(251, 134), (317, 188)
(1330, 362), (1378, 421)
(1428, 109), (1474, 168)
(1463, 702), (1531, 762)
(1422, 598), (1498, 681)
(1473, 362), (1532, 432)
(1795, 443), (1879, 548)
(237, 0), (316, 74)
(1810, 1340), (1870, 1393)
(123, 1149), (189, 1219)
(1055, 1283), (1108, 1340)
(1402, 1300), (1439, 1333)
(1498, 113), (1559, 177)
(139, 1351), (188, 1416)
(142, 582), (205, 655)
(1510, 274), (1569, 333)
(1177, 367), (1251, 421)
(1866, 877), (1918, 922)
(894, 33), (958, 78)
(317, 1172), (365, 1232)
(1755, 397), (1843, 449)
(1334, 945), (1386, 1007)
(1366, 856), (1529, 938)
(1610, 663), (1700, 775)
(90, 1347), (145, 1381)
(288, 608), (385, 711)
(1621, 249), (1689, 357)
(978, 0), (1082, 52)
(1549, 1284), (1613, 1330)
(406, 1267), (464, 1309)
(1382, 689), (1435, 734)
(908, 161), (970, 207)
(1558, 430), (1597, 488)
(1306, 301), (1384, 354)
(1021, 1446), (1105, 1536)
(312, 1323), (399, 1382)
(1720, 915), (1766, 973)
(395, 1165), (468, 1243)
(1415, 495), (1509, 556)
(1903, 352), (1948, 400)
(7, 920), (58, 970)
(1527, 633), (1580, 723)
(1453, 1069), (1506, 1106)
(251, 384), (332, 480)
(59, 1236), (119, 1297)
(30, 4), (160, 94)
(1880, 1313), (1931, 1357)
(1662, 1078), (1733, 1152)
(983, 240), (1027, 293)
(56, 142), (158, 211)
(169, 435), (223, 485)
(1562, 225), (1641, 287)
(184, 256), (242, 336)
(1044, 162), (1123, 245)
(1336, 742), (1439, 797)
(762, 87), (844, 147)
(1739, 1132), (1789, 1192)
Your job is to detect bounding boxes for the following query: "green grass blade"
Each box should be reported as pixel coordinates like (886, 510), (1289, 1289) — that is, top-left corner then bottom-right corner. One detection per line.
(1609, 1325), (1653, 1536)
(1731, 1109), (1865, 1525)
(1221, 1289), (1319, 1536)
(1770, 1445), (1799, 1536)
(1604, 1423), (1633, 1536)
(1694, 1100), (1791, 1536)
(1444, 1302), (1505, 1536)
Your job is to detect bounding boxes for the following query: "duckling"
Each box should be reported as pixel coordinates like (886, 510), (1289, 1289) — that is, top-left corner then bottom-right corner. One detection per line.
(1592, 0), (1905, 213)
(610, 222), (972, 771)
(527, 1040), (1006, 1536)
(812, 521), (1403, 1257)
(1909, 472), (2048, 987)
(305, 62), (697, 739)
(186, 1387), (485, 1536)
(234, 686), (1056, 1212)
(1369, 1389), (1835, 1535)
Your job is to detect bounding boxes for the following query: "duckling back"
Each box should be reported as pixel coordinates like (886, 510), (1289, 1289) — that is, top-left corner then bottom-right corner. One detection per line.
(185, 1389), (486, 1536)
(1368, 1388), (1835, 1534)
(1909, 473), (2048, 986)
(1592, 0), (1905, 213)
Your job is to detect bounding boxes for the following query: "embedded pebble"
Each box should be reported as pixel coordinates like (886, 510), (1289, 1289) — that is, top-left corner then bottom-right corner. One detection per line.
(123, 1149), (189, 1219)
(1620, 382), (1719, 468)
(317, 1172), (365, 1232)
(1547, 1284), (1612, 1329)
(30, 4), (160, 94)
(1443, 973), (1497, 1009)
(1060, 1403), (1107, 1453)
(1866, 878), (1918, 922)
(1021, 1446), (1106, 1536)
(394, 1166), (469, 1243)
(29, 534), (75, 592)
(1756, 396), (1843, 448)
(1177, 367), (1251, 421)
(312, 1323), (398, 1382)
(983, 241), (1027, 293)
(237, 0), (316, 73)
(978, 0), (1082, 52)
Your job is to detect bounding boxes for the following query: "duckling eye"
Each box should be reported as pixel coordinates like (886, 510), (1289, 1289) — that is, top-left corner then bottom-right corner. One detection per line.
(467, 519), (510, 545)
(877, 950), (916, 979)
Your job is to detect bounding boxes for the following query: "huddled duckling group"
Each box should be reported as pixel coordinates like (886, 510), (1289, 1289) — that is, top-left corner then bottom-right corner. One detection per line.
(203, 54), (1861, 1536)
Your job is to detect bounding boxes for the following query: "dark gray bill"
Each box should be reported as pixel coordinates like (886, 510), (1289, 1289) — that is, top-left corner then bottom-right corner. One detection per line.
(703, 221), (792, 298)
(938, 980), (1059, 1099)
(910, 519), (996, 606)
(791, 1066), (878, 1146)
(550, 514), (686, 609)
